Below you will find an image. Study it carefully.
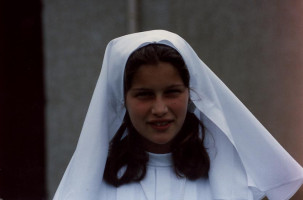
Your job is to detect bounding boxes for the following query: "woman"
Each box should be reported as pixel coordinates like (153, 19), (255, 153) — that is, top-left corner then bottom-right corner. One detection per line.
(103, 44), (210, 196)
(54, 30), (303, 200)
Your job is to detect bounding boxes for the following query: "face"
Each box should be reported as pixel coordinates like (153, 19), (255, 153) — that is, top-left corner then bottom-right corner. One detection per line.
(125, 61), (189, 153)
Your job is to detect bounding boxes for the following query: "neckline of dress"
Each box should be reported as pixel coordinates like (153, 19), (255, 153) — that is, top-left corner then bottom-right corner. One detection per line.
(147, 152), (173, 167)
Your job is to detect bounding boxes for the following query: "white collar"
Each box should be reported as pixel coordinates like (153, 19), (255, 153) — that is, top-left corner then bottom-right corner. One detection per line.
(147, 152), (172, 167)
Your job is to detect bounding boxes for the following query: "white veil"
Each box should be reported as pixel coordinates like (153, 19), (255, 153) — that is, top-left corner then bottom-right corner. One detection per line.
(53, 30), (303, 200)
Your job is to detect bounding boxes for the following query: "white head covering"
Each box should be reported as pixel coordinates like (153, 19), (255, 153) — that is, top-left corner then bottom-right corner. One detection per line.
(53, 30), (303, 200)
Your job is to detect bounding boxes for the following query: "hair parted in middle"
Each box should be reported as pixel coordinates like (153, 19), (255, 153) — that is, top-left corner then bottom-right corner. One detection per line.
(103, 44), (210, 187)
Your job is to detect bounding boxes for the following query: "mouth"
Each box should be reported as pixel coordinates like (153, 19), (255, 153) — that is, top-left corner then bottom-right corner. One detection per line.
(148, 120), (173, 131)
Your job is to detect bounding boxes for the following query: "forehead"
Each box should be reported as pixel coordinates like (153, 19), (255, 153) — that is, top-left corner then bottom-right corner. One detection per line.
(130, 62), (184, 88)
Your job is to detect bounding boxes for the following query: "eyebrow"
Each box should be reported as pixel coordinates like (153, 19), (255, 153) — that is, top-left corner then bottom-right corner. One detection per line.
(166, 84), (186, 89)
(130, 88), (153, 92)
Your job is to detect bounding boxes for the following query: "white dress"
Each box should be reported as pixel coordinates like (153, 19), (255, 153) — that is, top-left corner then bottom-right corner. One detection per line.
(101, 152), (256, 200)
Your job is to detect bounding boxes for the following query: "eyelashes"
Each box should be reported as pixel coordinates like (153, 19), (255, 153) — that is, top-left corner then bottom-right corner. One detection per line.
(165, 89), (183, 95)
(134, 91), (153, 98)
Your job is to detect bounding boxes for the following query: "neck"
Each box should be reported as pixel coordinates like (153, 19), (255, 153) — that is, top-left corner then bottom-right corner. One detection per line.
(139, 135), (172, 154)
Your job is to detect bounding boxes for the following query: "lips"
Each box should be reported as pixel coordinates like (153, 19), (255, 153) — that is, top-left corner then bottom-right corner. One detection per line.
(148, 119), (173, 131)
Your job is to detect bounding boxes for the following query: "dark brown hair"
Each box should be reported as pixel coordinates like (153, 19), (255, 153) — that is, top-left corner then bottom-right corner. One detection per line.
(103, 44), (210, 187)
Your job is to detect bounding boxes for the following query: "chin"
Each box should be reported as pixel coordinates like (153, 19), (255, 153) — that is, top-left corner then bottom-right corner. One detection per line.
(151, 137), (174, 145)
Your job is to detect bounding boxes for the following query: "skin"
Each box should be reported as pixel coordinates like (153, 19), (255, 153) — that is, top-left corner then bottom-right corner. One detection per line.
(125, 61), (189, 153)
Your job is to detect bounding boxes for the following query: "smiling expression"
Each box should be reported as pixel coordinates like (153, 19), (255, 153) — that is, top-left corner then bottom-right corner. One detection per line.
(125, 61), (189, 153)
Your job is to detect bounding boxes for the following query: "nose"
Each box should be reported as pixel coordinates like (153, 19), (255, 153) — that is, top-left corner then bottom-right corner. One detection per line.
(151, 97), (168, 117)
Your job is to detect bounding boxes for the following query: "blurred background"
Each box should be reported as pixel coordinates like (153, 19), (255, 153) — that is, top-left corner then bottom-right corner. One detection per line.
(0, 0), (302, 199)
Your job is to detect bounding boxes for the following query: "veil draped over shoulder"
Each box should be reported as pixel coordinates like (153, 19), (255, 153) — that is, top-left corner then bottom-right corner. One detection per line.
(53, 30), (303, 200)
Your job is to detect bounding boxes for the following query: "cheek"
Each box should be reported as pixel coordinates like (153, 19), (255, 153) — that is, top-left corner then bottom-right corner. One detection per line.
(126, 101), (150, 120)
(169, 98), (189, 115)
(127, 103), (150, 135)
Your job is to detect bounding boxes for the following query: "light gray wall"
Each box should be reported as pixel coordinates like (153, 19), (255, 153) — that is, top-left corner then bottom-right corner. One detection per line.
(44, 1), (303, 199)
(43, 0), (127, 198)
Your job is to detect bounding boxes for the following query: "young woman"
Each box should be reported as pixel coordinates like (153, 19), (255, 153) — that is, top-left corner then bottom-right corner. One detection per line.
(54, 30), (303, 200)
(103, 44), (211, 198)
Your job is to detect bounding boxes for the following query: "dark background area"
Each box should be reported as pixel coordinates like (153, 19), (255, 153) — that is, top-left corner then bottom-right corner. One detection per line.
(0, 0), (46, 199)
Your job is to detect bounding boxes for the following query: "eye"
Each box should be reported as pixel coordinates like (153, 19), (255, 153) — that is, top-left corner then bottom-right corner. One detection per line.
(166, 89), (181, 94)
(165, 89), (182, 97)
(135, 91), (154, 99)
